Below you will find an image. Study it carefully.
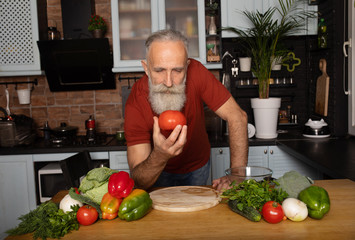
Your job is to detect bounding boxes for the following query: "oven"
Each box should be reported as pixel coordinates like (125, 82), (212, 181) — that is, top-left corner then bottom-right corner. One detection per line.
(38, 162), (66, 203)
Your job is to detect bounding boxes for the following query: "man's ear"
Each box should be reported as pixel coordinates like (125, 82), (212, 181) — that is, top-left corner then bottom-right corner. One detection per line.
(187, 59), (190, 66)
(141, 60), (149, 76)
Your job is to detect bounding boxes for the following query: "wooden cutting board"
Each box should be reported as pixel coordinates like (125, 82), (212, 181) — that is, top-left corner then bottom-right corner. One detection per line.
(149, 186), (221, 212)
(315, 59), (330, 116)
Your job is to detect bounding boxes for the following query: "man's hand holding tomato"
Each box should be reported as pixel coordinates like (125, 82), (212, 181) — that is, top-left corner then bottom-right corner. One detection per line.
(153, 110), (187, 160)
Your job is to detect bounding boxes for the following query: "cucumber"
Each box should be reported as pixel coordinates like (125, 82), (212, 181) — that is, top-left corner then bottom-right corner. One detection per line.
(228, 199), (261, 222)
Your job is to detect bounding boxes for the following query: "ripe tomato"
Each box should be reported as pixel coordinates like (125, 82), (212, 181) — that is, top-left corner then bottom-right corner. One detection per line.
(261, 201), (284, 224)
(77, 205), (99, 226)
(158, 110), (187, 131)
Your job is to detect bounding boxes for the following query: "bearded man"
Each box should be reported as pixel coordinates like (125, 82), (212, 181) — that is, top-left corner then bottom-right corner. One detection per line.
(124, 29), (248, 191)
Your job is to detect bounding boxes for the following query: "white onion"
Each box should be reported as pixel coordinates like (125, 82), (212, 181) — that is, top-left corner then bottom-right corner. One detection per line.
(282, 198), (308, 222)
(59, 194), (83, 213)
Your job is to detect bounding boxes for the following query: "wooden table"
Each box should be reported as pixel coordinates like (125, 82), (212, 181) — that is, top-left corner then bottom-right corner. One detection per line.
(6, 179), (355, 240)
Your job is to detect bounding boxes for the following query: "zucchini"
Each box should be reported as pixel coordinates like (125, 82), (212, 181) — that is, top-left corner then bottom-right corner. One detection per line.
(228, 199), (261, 222)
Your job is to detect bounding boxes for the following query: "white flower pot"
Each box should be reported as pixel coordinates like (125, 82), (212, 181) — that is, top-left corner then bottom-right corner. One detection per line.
(251, 98), (281, 139)
(239, 57), (252, 72)
(271, 56), (282, 71)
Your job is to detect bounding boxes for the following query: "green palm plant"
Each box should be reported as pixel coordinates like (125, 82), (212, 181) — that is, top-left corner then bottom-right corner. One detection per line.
(224, 0), (315, 98)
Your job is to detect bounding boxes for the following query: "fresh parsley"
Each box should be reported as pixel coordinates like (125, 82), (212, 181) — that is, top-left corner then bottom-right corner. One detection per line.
(6, 201), (80, 239)
(221, 179), (288, 212)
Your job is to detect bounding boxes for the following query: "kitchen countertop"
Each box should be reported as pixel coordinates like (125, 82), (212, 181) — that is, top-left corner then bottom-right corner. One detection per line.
(277, 135), (355, 181)
(0, 136), (127, 155)
(5, 179), (355, 240)
(0, 132), (286, 155)
(1, 130), (354, 181)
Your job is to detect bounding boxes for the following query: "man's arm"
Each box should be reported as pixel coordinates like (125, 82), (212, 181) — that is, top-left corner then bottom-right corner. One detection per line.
(212, 96), (249, 191)
(127, 116), (187, 190)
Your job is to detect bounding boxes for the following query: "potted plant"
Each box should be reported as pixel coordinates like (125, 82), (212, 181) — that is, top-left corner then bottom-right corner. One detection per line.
(223, 0), (315, 138)
(88, 14), (107, 38)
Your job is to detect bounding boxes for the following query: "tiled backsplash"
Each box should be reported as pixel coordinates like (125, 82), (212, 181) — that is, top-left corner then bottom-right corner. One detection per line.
(0, 74), (138, 135)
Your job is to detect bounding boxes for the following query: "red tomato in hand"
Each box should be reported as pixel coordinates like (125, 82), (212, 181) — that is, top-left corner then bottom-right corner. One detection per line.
(158, 110), (187, 131)
(262, 201), (284, 224)
(77, 205), (98, 226)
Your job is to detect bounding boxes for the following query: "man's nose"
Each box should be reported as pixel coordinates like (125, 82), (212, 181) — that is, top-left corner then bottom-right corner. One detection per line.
(164, 72), (173, 87)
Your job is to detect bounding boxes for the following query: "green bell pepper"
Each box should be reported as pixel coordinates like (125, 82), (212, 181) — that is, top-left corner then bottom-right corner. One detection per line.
(298, 185), (330, 219)
(118, 189), (152, 221)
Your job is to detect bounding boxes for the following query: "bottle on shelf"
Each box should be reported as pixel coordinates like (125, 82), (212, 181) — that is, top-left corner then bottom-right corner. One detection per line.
(318, 18), (327, 48)
(208, 16), (217, 35)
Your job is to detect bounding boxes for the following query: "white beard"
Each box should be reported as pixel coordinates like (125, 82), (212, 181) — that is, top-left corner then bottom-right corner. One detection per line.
(148, 76), (186, 115)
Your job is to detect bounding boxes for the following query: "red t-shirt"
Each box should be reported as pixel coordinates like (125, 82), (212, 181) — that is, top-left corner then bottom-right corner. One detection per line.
(124, 59), (231, 174)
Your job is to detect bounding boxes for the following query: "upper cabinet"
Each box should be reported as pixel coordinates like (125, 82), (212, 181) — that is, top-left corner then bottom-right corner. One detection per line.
(111, 0), (222, 72)
(221, 0), (317, 38)
(0, 0), (43, 76)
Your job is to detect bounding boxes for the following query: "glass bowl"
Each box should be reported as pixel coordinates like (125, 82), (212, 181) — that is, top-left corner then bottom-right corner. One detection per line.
(225, 166), (273, 184)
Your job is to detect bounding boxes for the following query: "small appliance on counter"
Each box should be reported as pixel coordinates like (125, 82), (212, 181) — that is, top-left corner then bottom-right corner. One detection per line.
(303, 118), (331, 138)
(0, 107), (37, 147)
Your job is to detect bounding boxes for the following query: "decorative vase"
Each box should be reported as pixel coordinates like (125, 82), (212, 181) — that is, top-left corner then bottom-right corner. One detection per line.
(208, 16), (217, 35)
(239, 57), (252, 72)
(251, 98), (281, 139)
(91, 29), (105, 38)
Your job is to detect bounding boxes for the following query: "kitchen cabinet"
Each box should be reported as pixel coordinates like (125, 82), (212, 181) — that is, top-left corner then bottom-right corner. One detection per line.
(0, 155), (36, 240)
(220, 0), (317, 38)
(210, 146), (267, 181)
(210, 147), (230, 182)
(109, 151), (130, 173)
(250, 146), (322, 179)
(0, 0), (43, 76)
(111, 0), (221, 72)
(210, 145), (321, 181)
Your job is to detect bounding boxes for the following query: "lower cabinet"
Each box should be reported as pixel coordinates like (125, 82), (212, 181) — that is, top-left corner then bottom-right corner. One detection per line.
(109, 151), (129, 173)
(210, 147), (230, 183)
(267, 146), (322, 179)
(210, 146), (322, 182)
(0, 155), (36, 240)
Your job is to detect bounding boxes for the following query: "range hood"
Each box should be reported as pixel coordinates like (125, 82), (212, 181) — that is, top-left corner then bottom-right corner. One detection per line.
(37, 38), (115, 92)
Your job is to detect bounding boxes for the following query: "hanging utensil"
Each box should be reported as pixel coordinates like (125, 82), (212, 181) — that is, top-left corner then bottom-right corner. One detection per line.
(222, 72), (231, 92)
(5, 87), (11, 116)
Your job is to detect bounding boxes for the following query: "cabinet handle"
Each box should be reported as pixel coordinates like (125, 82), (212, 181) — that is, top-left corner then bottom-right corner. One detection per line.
(264, 149), (268, 154)
(270, 150), (274, 154)
(219, 149), (223, 154)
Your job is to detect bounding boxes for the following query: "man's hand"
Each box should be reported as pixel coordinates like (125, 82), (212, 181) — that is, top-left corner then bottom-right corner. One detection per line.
(212, 176), (231, 192)
(152, 116), (187, 160)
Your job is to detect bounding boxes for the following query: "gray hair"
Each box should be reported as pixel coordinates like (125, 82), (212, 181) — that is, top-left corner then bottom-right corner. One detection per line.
(145, 29), (189, 57)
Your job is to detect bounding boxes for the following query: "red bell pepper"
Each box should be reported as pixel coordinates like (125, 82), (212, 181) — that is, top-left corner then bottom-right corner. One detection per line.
(100, 192), (123, 220)
(108, 171), (134, 198)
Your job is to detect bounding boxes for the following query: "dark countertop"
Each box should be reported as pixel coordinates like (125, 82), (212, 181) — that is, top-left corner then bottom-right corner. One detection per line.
(277, 136), (355, 181)
(1, 132), (286, 155)
(1, 130), (355, 182)
(0, 136), (127, 155)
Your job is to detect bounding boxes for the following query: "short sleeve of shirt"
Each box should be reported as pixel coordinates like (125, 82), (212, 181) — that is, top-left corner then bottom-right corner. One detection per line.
(188, 60), (231, 112)
(124, 76), (155, 146)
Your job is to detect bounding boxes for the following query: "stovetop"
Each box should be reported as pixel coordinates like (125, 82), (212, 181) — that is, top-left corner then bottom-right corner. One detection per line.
(47, 132), (114, 147)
